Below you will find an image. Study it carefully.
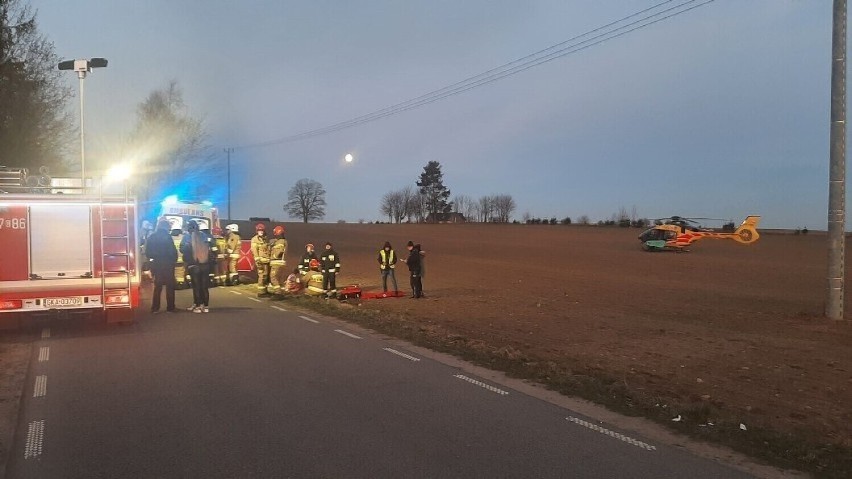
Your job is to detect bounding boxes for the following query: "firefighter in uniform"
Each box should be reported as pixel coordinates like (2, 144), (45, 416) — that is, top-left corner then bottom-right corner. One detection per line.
(268, 225), (288, 294)
(251, 223), (271, 294)
(212, 226), (229, 286)
(225, 224), (241, 285)
(320, 242), (340, 298)
(298, 243), (318, 275)
(303, 259), (325, 296)
(171, 222), (188, 289)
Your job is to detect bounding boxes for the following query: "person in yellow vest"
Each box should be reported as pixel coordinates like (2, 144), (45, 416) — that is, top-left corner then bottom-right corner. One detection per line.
(225, 223), (241, 285)
(303, 259), (325, 296)
(377, 241), (398, 293)
(212, 226), (229, 286)
(268, 225), (288, 294)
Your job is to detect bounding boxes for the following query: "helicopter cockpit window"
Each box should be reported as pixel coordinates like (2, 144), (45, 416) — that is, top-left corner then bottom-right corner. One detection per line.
(663, 230), (676, 240)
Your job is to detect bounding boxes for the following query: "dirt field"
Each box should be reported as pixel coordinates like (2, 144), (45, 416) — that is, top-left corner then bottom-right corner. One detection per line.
(279, 222), (851, 473)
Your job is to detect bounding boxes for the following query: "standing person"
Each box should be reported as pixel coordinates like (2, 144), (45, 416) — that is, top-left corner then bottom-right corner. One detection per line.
(377, 241), (398, 293)
(299, 243), (318, 275)
(268, 225), (288, 294)
(251, 223), (271, 295)
(225, 224), (241, 285)
(212, 227), (229, 286)
(180, 220), (213, 313)
(320, 242), (340, 299)
(145, 219), (178, 313)
(402, 241), (423, 299)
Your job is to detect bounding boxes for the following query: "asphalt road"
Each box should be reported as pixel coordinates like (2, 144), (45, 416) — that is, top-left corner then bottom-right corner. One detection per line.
(7, 287), (756, 479)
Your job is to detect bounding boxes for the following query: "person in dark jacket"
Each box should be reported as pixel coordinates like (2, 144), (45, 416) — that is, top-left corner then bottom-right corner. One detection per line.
(145, 219), (179, 313)
(299, 243), (318, 275)
(180, 220), (213, 313)
(402, 241), (424, 299)
(320, 242), (340, 298)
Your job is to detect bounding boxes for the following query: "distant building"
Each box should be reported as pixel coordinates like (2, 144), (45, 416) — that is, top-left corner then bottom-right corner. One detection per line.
(425, 212), (466, 223)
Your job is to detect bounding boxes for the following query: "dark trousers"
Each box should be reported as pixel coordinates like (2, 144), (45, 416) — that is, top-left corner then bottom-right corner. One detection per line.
(322, 272), (337, 294)
(151, 263), (176, 311)
(189, 263), (211, 307)
(409, 271), (423, 298)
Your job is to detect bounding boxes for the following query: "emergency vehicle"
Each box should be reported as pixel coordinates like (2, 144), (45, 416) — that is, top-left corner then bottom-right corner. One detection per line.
(0, 167), (140, 326)
(159, 196), (220, 233)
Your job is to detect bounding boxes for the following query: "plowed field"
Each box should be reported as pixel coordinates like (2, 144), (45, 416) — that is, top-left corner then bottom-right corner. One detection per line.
(279, 223), (851, 456)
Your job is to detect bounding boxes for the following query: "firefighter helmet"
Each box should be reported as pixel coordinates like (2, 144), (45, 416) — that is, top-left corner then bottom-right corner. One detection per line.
(255, 223), (266, 232)
(273, 225), (285, 237)
(306, 243), (314, 250)
(309, 258), (320, 270)
(226, 224), (239, 233)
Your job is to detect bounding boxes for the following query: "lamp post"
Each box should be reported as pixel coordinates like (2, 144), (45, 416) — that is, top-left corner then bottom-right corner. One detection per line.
(58, 58), (108, 190)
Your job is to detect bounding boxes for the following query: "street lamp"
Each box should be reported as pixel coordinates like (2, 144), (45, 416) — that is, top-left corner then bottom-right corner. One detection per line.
(58, 57), (108, 190)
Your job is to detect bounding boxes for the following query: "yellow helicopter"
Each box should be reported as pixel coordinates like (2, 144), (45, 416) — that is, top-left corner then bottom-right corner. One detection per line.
(638, 216), (761, 252)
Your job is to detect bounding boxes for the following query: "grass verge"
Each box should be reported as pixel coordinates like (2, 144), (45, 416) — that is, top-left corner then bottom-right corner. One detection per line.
(254, 290), (851, 478)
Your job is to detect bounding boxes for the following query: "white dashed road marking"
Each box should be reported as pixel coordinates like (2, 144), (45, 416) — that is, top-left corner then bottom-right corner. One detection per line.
(270, 306), (288, 312)
(566, 416), (657, 451)
(41, 328), (50, 339)
(383, 348), (421, 361)
(33, 376), (47, 398)
(229, 291), (243, 295)
(24, 420), (44, 459)
(38, 347), (49, 362)
(299, 315), (319, 324)
(334, 329), (362, 340)
(248, 297), (262, 303)
(453, 374), (510, 395)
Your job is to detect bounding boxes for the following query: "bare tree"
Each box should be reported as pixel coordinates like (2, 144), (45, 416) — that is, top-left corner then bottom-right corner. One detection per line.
(452, 194), (473, 220)
(492, 194), (516, 223)
(578, 214), (590, 225)
(398, 185), (418, 223)
(0, 0), (74, 173)
(128, 80), (209, 219)
(285, 178), (326, 223)
(478, 195), (495, 222)
(380, 189), (408, 223)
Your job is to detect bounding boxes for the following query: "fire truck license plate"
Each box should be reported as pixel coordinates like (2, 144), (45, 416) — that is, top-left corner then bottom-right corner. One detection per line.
(43, 297), (83, 308)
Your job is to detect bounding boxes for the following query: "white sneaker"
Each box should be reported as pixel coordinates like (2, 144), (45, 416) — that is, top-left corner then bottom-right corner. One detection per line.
(187, 305), (198, 312)
(192, 307), (202, 313)
(202, 307), (209, 313)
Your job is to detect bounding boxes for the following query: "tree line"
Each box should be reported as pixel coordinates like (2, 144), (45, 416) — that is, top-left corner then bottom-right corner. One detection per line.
(379, 161), (517, 223)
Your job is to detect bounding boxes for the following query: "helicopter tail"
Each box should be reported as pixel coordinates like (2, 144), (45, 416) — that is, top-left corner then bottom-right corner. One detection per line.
(731, 216), (761, 244)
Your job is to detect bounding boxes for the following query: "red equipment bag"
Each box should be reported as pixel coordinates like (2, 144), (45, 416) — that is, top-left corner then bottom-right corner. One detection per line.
(338, 284), (362, 300)
(360, 290), (406, 300)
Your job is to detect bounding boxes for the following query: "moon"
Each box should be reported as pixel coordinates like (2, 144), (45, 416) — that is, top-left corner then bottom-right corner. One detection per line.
(344, 153), (354, 163)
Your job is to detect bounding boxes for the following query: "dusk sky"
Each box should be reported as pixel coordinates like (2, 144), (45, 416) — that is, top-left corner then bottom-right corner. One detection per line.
(31, 1), (840, 229)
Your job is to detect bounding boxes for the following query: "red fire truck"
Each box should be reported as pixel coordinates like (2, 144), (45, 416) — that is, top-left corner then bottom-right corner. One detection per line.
(0, 168), (140, 327)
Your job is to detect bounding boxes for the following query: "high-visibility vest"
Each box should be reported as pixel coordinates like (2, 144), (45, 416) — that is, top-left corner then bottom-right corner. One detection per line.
(379, 249), (396, 270)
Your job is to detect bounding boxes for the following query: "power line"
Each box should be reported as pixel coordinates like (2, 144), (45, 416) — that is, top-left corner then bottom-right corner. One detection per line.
(234, 0), (715, 150)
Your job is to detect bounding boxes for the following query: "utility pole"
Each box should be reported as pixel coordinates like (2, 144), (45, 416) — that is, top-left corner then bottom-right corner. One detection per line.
(827, 0), (847, 320)
(224, 147), (234, 220)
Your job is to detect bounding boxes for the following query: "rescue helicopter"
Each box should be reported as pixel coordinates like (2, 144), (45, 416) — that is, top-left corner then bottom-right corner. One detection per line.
(638, 215), (761, 252)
